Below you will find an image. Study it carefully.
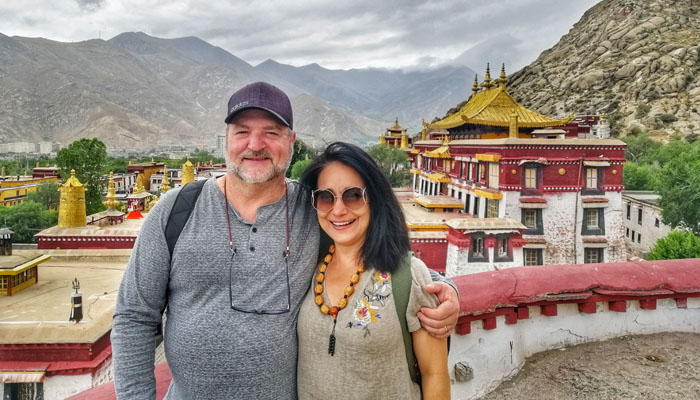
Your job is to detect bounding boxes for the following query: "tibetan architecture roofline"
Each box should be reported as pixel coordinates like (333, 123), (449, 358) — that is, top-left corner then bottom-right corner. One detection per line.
(474, 188), (502, 200)
(447, 218), (525, 231)
(427, 172), (451, 183)
(447, 138), (627, 146)
(427, 85), (572, 130)
(0, 255), (51, 274)
(414, 195), (463, 208)
(426, 146), (451, 158)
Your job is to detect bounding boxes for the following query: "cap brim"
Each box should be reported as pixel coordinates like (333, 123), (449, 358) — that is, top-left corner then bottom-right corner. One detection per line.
(224, 106), (291, 128)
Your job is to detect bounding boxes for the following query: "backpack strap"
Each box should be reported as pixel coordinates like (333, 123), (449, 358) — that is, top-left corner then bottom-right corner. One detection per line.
(392, 253), (420, 386)
(164, 179), (206, 259)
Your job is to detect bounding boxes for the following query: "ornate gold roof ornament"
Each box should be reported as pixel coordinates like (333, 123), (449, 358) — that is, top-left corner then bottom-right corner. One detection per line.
(36, 161), (40, 168)
(134, 173), (146, 194)
(151, 157), (155, 163)
(181, 157), (195, 186)
(421, 118), (428, 141)
(160, 167), (171, 193)
(498, 64), (508, 87)
(392, 117), (402, 131)
(147, 194), (159, 211)
(103, 172), (121, 210)
(443, 134), (450, 145)
(58, 169), (86, 228)
(472, 75), (480, 94)
(129, 160), (132, 166)
(379, 135), (386, 145)
(481, 63), (493, 90)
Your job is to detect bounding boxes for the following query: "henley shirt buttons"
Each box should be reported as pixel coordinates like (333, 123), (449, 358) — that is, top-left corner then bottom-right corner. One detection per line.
(250, 246), (255, 252)
(252, 227), (257, 233)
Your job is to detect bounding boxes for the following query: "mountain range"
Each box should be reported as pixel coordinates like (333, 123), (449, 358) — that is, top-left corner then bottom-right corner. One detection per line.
(0, 31), (474, 150)
(1, 0), (698, 151)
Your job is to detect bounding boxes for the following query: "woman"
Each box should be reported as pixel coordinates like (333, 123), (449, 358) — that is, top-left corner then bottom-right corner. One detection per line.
(297, 142), (450, 399)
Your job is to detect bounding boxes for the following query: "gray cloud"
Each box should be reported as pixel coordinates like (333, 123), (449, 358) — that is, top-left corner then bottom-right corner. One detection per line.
(0, 0), (600, 69)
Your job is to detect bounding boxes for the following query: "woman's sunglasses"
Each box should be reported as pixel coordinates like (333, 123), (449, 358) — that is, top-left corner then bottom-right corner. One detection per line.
(311, 187), (368, 212)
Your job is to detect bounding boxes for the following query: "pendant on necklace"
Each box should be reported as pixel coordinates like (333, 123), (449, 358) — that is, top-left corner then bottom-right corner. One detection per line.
(328, 319), (337, 356)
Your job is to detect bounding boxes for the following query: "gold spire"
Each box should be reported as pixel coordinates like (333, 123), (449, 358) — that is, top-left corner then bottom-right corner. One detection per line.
(129, 160), (132, 166)
(134, 173), (146, 194)
(58, 169), (86, 228)
(400, 132), (408, 149)
(36, 161), (40, 168)
(147, 194), (159, 211)
(160, 167), (171, 193)
(421, 118), (428, 141)
(379, 135), (386, 145)
(472, 75), (479, 94)
(481, 63), (493, 90)
(392, 118), (401, 130)
(103, 172), (121, 210)
(181, 157), (195, 186)
(443, 134), (450, 145)
(498, 64), (507, 87)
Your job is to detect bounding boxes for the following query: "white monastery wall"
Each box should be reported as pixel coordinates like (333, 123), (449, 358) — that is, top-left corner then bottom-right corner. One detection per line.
(44, 373), (93, 400)
(450, 297), (700, 399)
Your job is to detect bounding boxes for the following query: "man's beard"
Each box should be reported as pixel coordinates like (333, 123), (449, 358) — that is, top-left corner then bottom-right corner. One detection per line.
(225, 146), (293, 184)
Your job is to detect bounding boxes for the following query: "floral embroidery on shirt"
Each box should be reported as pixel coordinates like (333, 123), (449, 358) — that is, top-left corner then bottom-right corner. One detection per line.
(348, 271), (393, 336)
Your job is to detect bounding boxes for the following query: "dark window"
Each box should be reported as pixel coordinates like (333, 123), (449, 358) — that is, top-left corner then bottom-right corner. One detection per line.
(626, 203), (631, 220)
(473, 196), (480, 218)
(464, 194), (470, 213)
(638, 234), (641, 243)
(655, 218), (660, 228)
(520, 163), (542, 195)
(523, 248), (543, 266)
(521, 208), (543, 235)
(584, 248), (604, 264)
(581, 208), (605, 235)
(468, 235), (489, 262)
(638, 209), (642, 225)
(494, 235), (513, 262)
(631, 231), (635, 241)
(3, 382), (44, 400)
(583, 167), (603, 195)
(626, 227), (629, 237)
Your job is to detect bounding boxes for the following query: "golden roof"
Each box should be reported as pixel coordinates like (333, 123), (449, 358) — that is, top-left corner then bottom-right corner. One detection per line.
(427, 172), (451, 183)
(63, 170), (83, 187)
(425, 146), (451, 158)
(428, 85), (571, 130)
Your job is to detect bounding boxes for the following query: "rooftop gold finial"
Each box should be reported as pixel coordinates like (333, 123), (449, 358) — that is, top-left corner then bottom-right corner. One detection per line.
(181, 157), (195, 186)
(160, 167), (171, 193)
(481, 63), (492, 89)
(134, 173), (145, 194)
(58, 169), (86, 228)
(472, 74), (479, 94)
(393, 117), (401, 130)
(499, 63), (508, 87)
(103, 172), (121, 210)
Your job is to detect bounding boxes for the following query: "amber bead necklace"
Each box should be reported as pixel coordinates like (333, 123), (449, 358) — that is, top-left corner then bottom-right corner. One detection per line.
(314, 244), (365, 356)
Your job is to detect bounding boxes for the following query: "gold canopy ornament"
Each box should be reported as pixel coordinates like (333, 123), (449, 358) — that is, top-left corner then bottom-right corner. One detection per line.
(103, 172), (121, 210)
(181, 157), (195, 186)
(58, 170), (86, 228)
(160, 166), (171, 193)
(134, 173), (146, 194)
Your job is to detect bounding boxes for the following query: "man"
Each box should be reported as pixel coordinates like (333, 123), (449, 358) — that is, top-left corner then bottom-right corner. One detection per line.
(112, 82), (459, 399)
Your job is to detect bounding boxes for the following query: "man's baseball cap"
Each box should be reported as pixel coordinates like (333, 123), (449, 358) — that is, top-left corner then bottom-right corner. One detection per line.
(224, 82), (293, 129)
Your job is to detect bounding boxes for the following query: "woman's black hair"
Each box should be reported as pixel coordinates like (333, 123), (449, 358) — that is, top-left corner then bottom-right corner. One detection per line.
(297, 141), (410, 273)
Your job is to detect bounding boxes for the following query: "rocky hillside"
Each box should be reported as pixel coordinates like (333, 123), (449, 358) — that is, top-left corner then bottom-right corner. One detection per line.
(508, 0), (700, 141)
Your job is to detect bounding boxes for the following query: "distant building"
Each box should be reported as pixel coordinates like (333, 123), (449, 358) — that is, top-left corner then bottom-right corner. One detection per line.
(622, 191), (673, 257)
(216, 134), (226, 158)
(126, 160), (166, 191)
(399, 64), (626, 274)
(379, 118), (411, 149)
(0, 175), (59, 207)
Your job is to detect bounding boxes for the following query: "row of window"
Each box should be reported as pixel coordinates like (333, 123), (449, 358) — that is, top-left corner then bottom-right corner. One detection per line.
(626, 203), (660, 227)
(626, 228), (642, 243)
(418, 157), (605, 192)
(0, 268), (36, 289)
(467, 241), (604, 265)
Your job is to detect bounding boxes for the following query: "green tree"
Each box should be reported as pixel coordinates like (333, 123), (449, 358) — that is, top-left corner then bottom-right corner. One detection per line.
(286, 139), (316, 178)
(24, 182), (60, 210)
(622, 130), (661, 163)
(56, 138), (107, 215)
(647, 230), (700, 260)
(622, 162), (658, 190)
(0, 202), (58, 243)
(290, 159), (313, 180)
(366, 144), (411, 187)
(652, 141), (700, 234)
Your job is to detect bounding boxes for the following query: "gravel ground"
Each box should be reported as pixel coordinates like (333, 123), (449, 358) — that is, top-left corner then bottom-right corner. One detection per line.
(480, 332), (700, 400)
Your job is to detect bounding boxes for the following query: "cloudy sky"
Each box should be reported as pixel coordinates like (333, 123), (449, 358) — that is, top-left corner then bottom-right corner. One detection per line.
(0, 0), (600, 71)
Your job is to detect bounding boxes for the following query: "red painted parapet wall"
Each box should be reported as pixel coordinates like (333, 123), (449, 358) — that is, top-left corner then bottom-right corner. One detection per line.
(453, 258), (700, 334)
